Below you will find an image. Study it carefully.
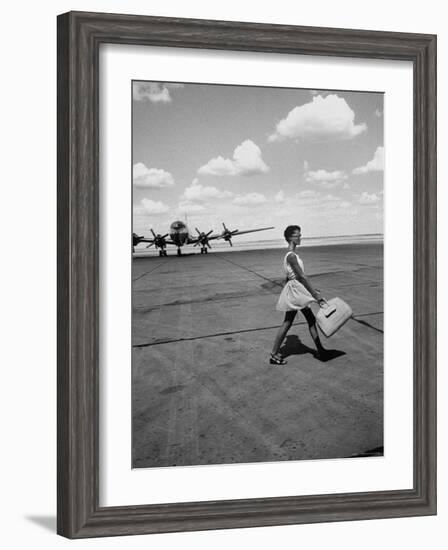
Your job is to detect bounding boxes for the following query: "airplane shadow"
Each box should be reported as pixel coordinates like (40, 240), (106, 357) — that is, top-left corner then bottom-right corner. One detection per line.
(280, 335), (346, 363)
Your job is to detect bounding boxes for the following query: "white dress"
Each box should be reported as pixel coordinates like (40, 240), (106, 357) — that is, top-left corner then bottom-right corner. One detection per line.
(276, 251), (316, 311)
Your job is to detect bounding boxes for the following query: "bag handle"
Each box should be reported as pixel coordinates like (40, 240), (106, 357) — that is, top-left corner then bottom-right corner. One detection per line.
(322, 304), (337, 318)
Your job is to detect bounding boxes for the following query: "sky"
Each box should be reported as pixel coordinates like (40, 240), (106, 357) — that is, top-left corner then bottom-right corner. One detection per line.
(132, 81), (383, 241)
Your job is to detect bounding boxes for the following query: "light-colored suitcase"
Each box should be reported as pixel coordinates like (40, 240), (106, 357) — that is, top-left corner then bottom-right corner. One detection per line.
(316, 297), (352, 337)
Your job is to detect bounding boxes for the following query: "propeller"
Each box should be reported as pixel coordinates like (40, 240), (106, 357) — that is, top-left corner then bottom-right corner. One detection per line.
(148, 229), (168, 249)
(194, 227), (214, 248)
(220, 222), (239, 247)
(132, 233), (144, 247)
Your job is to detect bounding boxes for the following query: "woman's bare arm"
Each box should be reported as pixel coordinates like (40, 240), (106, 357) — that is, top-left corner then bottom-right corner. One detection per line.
(287, 254), (323, 301)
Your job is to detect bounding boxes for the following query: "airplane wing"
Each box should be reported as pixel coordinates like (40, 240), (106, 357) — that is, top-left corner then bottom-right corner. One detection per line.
(190, 233), (221, 243)
(185, 225), (275, 249)
(187, 236), (201, 244)
(216, 226), (275, 239)
(136, 238), (154, 244)
(144, 239), (176, 245)
(134, 237), (175, 245)
(188, 233), (226, 244)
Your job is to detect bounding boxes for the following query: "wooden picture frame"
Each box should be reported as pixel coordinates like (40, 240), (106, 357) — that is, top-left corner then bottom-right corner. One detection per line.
(57, 11), (437, 538)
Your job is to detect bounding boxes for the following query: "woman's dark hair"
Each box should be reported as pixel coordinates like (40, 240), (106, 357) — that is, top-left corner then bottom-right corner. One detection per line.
(284, 225), (301, 243)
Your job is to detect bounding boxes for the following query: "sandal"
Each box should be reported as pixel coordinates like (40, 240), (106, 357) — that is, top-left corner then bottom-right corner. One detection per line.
(270, 353), (287, 365)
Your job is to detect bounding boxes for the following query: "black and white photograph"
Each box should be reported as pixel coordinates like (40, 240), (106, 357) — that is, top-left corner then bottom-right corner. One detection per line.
(132, 81), (384, 469)
(1, 0), (441, 545)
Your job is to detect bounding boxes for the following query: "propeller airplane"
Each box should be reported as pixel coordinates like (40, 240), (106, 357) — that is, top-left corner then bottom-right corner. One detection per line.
(133, 220), (274, 256)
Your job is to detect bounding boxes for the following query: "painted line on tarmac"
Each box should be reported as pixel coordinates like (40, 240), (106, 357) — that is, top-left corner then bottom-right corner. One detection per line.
(132, 260), (167, 282)
(212, 257), (384, 334)
(133, 311), (383, 348)
(352, 316), (384, 334)
(215, 254), (283, 289)
(215, 255), (379, 290)
(218, 256), (384, 335)
(134, 324), (296, 348)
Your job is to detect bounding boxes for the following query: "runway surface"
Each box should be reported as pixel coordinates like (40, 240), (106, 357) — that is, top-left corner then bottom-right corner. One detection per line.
(132, 243), (383, 468)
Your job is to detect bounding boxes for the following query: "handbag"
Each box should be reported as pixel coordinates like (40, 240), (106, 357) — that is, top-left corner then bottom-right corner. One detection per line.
(316, 297), (353, 337)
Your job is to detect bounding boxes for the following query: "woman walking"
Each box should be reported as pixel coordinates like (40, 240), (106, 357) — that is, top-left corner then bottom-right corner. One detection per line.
(270, 225), (327, 365)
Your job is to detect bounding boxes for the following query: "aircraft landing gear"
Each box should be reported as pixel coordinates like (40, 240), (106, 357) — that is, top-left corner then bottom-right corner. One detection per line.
(200, 247), (208, 254)
(177, 248), (182, 256)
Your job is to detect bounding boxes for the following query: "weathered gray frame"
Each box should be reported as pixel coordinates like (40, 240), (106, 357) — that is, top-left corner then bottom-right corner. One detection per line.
(57, 11), (437, 538)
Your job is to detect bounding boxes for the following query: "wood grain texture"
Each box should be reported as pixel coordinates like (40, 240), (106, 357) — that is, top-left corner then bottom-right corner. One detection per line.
(57, 11), (437, 538)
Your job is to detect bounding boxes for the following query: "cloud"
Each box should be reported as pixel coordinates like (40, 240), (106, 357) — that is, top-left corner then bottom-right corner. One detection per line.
(134, 198), (170, 216)
(374, 108), (382, 117)
(198, 157), (236, 176)
(177, 201), (206, 214)
(296, 190), (321, 200)
(133, 163), (175, 188)
(322, 194), (340, 202)
(133, 82), (184, 103)
(198, 139), (269, 176)
(233, 193), (267, 206)
(296, 190), (334, 207)
(181, 179), (233, 203)
(268, 94), (367, 143)
(295, 190), (348, 210)
(304, 168), (348, 188)
(352, 146), (384, 175)
(275, 190), (286, 203)
(359, 192), (380, 205)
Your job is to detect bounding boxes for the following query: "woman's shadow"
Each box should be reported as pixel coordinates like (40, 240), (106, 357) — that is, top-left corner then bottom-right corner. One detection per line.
(280, 335), (345, 363)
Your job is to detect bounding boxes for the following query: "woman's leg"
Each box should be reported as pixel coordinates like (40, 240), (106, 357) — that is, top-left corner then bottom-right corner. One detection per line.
(271, 310), (297, 357)
(301, 307), (326, 353)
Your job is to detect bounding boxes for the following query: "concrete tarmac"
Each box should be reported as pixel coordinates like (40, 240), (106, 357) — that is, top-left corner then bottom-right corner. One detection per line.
(132, 243), (383, 468)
